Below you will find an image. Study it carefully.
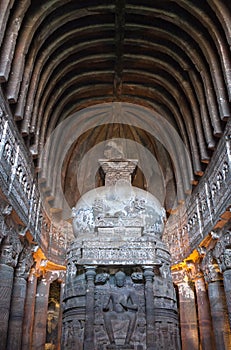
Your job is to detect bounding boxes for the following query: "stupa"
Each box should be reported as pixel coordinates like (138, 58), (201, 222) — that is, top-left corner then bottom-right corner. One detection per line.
(62, 148), (181, 350)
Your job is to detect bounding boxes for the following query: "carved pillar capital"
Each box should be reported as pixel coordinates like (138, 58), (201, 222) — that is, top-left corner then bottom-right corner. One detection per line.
(15, 243), (34, 279)
(48, 270), (66, 284)
(84, 265), (97, 281)
(213, 230), (231, 272)
(0, 204), (13, 244)
(27, 267), (38, 282)
(223, 230), (231, 247)
(171, 267), (189, 285)
(219, 249), (231, 272)
(0, 229), (22, 267)
(201, 251), (222, 284)
(186, 261), (204, 281)
(143, 266), (154, 282)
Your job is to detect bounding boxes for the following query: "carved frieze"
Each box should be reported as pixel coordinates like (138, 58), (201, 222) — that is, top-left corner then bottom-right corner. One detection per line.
(70, 239), (167, 266)
(0, 97), (41, 242)
(72, 189), (165, 240)
(163, 120), (231, 263)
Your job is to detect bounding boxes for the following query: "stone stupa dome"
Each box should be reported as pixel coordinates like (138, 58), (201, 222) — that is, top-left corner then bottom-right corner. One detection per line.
(72, 158), (166, 240)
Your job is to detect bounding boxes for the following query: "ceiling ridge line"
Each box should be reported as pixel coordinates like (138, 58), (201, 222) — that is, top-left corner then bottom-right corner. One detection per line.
(113, 0), (126, 98)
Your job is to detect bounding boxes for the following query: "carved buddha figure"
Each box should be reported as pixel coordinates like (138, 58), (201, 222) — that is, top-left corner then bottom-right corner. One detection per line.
(103, 271), (138, 345)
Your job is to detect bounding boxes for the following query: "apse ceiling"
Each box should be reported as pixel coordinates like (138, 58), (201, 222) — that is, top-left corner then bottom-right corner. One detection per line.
(0, 0), (230, 214)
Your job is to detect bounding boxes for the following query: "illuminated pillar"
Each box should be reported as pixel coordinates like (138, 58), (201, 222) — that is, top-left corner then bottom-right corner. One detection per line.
(173, 269), (199, 350)
(203, 257), (231, 350)
(22, 269), (38, 350)
(194, 272), (215, 349)
(31, 274), (50, 350)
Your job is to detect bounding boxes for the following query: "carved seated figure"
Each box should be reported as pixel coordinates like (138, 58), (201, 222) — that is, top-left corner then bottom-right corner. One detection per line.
(103, 271), (138, 346)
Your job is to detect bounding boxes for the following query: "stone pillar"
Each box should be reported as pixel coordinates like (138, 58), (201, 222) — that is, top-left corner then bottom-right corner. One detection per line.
(143, 266), (155, 350)
(0, 263), (14, 349)
(32, 274), (50, 350)
(7, 244), (33, 350)
(56, 281), (64, 350)
(0, 230), (22, 349)
(203, 261), (231, 350)
(218, 243), (231, 328)
(189, 264), (215, 350)
(173, 269), (199, 350)
(21, 269), (38, 350)
(212, 230), (231, 329)
(223, 267), (231, 328)
(7, 275), (27, 349)
(84, 266), (96, 350)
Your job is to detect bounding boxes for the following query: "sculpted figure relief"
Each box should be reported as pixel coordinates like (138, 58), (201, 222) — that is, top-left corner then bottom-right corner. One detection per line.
(103, 271), (138, 346)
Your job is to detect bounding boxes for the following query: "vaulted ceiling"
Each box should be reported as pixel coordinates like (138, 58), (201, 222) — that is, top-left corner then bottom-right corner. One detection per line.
(0, 0), (230, 213)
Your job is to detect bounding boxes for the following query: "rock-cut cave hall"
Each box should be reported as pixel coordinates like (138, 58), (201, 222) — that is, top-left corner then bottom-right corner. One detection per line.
(0, 1), (230, 349)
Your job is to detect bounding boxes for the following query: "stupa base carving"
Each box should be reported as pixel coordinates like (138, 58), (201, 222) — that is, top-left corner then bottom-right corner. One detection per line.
(62, 237), (181, 350)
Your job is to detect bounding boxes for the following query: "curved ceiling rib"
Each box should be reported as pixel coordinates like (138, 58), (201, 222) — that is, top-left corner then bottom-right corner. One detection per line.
(172, 0), (231, 98)
(0, 0), (14, 47)
(0, 0), (230, 213)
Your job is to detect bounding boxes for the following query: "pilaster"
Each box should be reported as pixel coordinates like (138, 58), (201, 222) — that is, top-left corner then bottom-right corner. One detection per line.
(143, 266), (155, 350)
(84, 266), (97, 350)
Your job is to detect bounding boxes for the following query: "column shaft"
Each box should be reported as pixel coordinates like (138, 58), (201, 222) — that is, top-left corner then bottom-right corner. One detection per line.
(32, 277), (50, 350)
(56, 282), (64, 350)
(143, 267), (155, 350)
(178, 282), (199, 350)
(0, 263), (14, 349)
(194, 277), (215, 350)
(21, 272), (38, 350)
(84, 267), (96, 350)
(6, 276), (27, 349)
(208, 280), (231, 349)
(223, 269), (231, 328)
